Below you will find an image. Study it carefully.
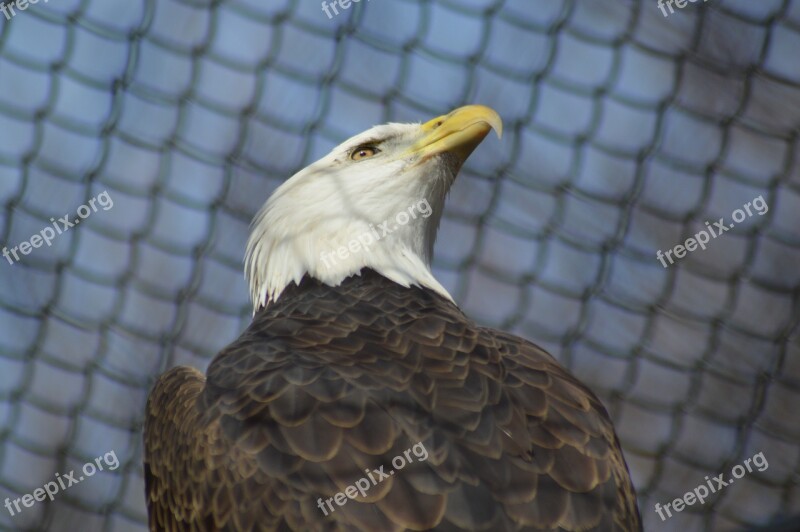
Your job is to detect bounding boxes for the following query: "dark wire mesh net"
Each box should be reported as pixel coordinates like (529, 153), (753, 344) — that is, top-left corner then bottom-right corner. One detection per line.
(0, 0), (799, 531)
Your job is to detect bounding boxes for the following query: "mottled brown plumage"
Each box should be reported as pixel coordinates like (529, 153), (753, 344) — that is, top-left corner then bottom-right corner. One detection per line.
(144, 269), (641, 531)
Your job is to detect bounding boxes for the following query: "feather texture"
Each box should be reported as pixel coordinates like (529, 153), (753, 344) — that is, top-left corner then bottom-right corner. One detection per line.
(144, 270), (641, 531)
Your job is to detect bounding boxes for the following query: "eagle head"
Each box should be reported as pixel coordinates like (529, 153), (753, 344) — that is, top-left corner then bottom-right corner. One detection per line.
(245, 105), (502, 311)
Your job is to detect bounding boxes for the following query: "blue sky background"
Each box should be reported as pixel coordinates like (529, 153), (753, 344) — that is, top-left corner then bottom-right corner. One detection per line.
(0, 0), (799, 530)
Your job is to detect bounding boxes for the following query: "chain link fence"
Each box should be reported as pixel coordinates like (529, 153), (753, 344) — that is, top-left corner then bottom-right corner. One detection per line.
(0, 0), (799, 530)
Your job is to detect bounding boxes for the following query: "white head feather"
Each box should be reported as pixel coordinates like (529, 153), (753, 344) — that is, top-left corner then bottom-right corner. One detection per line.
(245, 105), (502, 312)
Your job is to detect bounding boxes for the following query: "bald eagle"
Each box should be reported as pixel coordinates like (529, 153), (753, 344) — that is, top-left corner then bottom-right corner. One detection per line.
(144, 105), (642, 531)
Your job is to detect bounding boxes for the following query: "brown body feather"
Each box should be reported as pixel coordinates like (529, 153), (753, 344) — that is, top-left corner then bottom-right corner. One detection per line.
(144, 269), (641, 531)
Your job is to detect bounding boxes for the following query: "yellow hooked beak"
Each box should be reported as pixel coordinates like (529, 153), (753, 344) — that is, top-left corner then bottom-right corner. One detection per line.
(405, 105), (503, 163)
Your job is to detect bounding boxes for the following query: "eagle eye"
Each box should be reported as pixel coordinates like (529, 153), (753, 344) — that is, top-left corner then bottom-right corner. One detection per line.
(351, 146), (380, 161)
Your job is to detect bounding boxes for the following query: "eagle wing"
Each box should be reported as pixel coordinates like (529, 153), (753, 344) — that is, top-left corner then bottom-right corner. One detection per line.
(144, 274), (641, 531)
